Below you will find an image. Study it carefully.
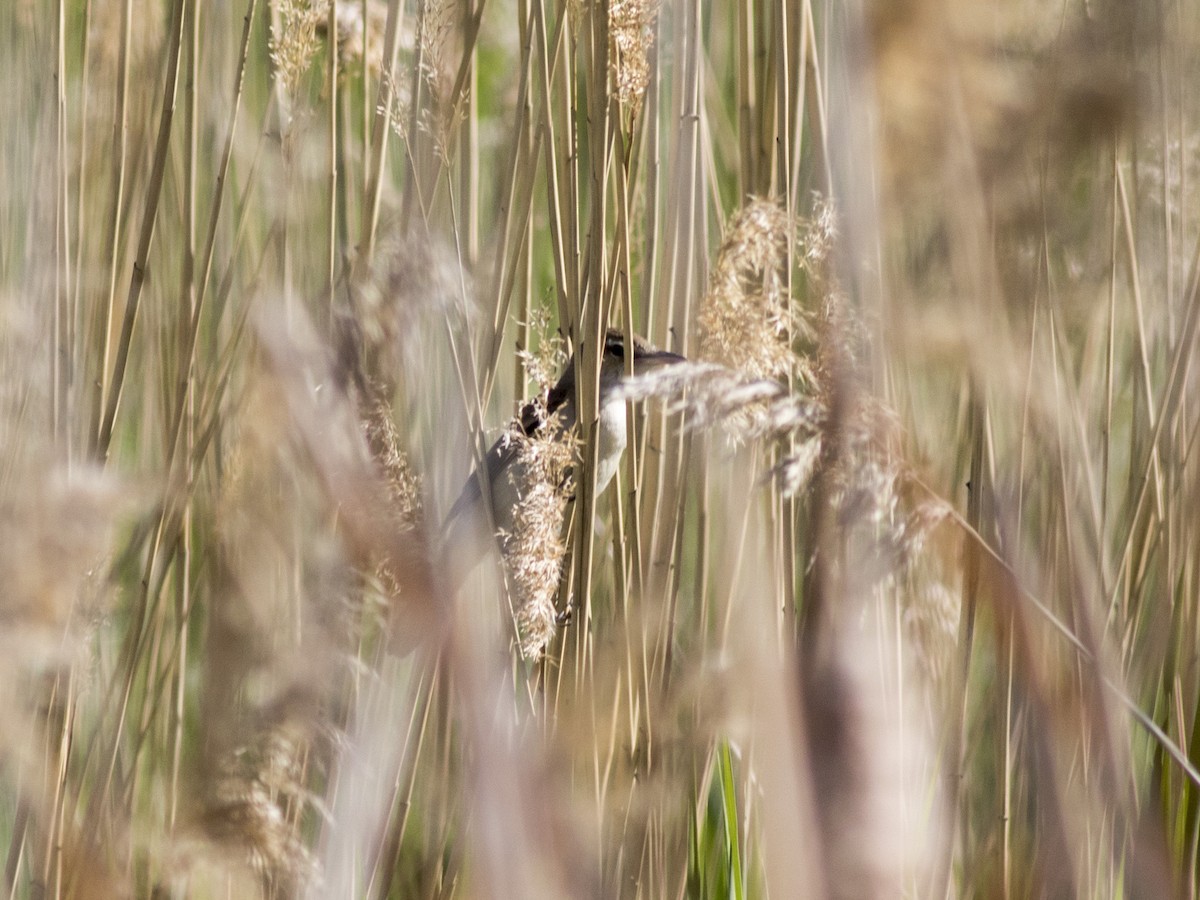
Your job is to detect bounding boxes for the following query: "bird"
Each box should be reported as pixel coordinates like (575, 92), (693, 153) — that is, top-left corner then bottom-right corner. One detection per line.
(440, 328), (685, 588)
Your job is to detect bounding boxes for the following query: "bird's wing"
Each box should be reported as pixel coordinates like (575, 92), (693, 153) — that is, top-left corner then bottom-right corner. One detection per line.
(442, 367), (573, 534)
(443, 430), (517, 530)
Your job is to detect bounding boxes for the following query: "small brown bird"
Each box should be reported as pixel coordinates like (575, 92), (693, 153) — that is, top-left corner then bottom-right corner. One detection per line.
(441, 328), (685, 584)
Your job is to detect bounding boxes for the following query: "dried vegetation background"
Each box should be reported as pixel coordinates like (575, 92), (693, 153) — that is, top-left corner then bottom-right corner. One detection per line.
(1, 0), (1198, 897)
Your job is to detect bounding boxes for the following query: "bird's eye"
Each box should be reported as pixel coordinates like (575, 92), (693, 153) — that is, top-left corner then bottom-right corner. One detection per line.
(606, 338), (624, 359)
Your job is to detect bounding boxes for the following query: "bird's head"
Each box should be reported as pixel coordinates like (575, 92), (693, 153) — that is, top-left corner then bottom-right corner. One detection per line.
(599, 328), (686, 383)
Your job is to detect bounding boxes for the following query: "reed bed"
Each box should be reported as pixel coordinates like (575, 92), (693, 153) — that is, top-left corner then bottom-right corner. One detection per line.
(0, 0), (1197, 897)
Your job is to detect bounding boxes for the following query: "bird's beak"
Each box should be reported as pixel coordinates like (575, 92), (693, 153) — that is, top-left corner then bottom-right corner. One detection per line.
(632, 347), (687, 372)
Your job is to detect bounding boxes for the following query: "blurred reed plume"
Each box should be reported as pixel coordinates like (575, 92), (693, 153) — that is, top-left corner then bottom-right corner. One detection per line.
(0, 0), (1196, 897)
(324, 1), (392, 75)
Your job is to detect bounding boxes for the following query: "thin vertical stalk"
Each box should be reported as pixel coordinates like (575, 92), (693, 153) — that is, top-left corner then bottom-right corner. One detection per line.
(71, 0), (93, 448)
(646, 0), (703, 623)
(167, 0), (202, 830)
(773, 0), (791, 197)
(635, 23), (662, 339)
(532, 0), (574, 333)
(800, 0), (829, 196)
(480, 0), (549, 407)
(461, 0), (479, 268)
(569, 0), (614, 662)
(91, 0), (134, 451)
(1116, 163), (1164, 521)
(327, 0), (339, 324)
(53, 0), (72, 453)
(941, 389), (987, 898)
(614, 133), (645, 598)
(1103, 150), (1118, 537)
(95, 0), (189, 460)
(356, 0), (404, 269)
(736, 0), (755, 198)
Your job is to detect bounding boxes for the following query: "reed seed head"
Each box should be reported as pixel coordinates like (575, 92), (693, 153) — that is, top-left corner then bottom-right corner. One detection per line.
(202, 722), (317, 886)
(360, 390), (423, 534)
(699, 197), (799, 382)
(609, 0), (658, 114)
(499, 407), (577, 659)
(271, 0), (328, 97)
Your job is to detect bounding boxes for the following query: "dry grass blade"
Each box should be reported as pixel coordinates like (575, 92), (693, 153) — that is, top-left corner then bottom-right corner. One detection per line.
(94, 0), (187, 459)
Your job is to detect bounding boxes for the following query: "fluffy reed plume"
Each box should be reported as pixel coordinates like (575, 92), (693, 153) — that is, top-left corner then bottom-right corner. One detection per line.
(609, 0), (658, 113)
(800, 194), (838, 276)
(498, 407), (577, 658)
(201, 722), (317, 886)
(0, 475), (128, 766)
(900, 563), (961, 689)
(515, 309), (567, 397)
(624, 197), (824, 495)
(350, 232), (465, 392)
(0, 464), (130, 894)
(699, 197), (803, 383)
(195, 315), (385, 888)
(323, 0), (393, 75)
(617, 359), (821, 449)
(335, 233), (473, 599)
(417, 0), (458, 91)
(360, 391), (423, 534)
(405, 0), (464, 155)
(359, 389), (425, 612)
(271, 0), (328, 96)
(492, 320), (573, 657)
(628, 195), (951, 584)
(0, 467), (124, 655)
